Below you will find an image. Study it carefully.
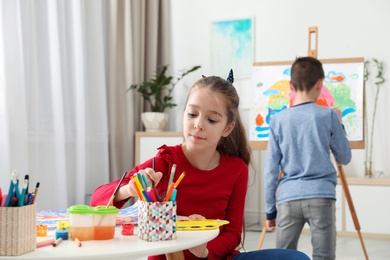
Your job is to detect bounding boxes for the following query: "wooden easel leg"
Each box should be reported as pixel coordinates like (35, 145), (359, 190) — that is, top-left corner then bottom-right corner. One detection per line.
(256, 216), (267, 250)
(337, 162), (369, 260)
(257, 170), (283, 250)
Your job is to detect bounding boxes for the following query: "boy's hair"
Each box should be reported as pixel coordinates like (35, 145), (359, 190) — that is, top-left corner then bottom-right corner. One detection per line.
(185, 76), (251, 165)
(290, 56), (325, 92)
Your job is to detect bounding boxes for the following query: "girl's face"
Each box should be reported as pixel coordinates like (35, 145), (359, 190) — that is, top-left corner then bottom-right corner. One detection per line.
(182, 87), (234, 150)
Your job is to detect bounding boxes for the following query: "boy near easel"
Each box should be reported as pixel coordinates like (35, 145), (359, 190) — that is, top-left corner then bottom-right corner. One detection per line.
(263, 56), (352, 259)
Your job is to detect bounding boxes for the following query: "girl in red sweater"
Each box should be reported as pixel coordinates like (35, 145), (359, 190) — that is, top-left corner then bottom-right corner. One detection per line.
(91, 71), (251, 259)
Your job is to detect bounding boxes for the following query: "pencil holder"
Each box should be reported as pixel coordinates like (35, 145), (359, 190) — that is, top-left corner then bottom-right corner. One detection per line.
(0, 204), (36, 256)
(138, 200), (177, 242)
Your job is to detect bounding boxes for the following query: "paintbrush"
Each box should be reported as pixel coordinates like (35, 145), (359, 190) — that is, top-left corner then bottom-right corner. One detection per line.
(106, 171), (127, 208)
(152, 157), (161, 202)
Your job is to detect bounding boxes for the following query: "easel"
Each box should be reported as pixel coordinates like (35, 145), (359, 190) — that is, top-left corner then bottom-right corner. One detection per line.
(256, 27), (369, 260)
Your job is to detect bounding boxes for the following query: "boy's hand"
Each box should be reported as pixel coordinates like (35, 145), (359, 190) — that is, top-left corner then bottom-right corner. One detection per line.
(266, 219), (276, 232)
(334, 108), (343, 123)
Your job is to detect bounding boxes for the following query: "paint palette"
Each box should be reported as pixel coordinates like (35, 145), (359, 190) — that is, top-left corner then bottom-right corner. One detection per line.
(176, 219), (229, 231)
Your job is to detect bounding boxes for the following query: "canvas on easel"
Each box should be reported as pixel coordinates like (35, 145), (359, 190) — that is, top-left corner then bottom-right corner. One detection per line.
(249, 58), (365, 150)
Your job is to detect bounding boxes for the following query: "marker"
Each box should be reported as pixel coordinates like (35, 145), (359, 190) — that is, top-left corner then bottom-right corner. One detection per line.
(146, 187), (157, 202)
(1, 194), (8, 207)
(75, 237), (82, 247)
(5, 171), (18, 206)
(153, 186), (161, 202)
(132, 180), (143, 199)
(133, 174), (146, 201)
(142, 190), (152, 202)
(24, 174), (29, 205)
(1, 194), (7, 207)
(52, 237), (63, 247)
(26, 193), (34, 205)
(18, 178), (29, 206)
(170, 189), (177, 201)
(32, 182), (40, 204)
(141, 173), (150, 189)
(135, 173), (144, 189)
(10, 196), (18, 207)
(37, 239), (55, 248)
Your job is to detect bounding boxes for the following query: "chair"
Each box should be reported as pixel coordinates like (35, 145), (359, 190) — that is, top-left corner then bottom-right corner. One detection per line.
(166, 249), (310, 260)
(233, 249), (311, 260)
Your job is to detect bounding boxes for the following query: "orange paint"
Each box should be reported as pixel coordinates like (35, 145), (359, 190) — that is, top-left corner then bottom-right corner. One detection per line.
(256, 114), (264, 126)
(70, 226), (94, 241)
(315, 99), (328, 107)
(94, 226), (116, 240)
(329, 75), (345, 81)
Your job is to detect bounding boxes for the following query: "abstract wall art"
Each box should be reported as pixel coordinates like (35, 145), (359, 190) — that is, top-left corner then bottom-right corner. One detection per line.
(211, 17), (254, 79)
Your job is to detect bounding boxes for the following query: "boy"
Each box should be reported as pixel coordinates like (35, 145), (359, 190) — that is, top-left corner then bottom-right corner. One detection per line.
(263, 56), (351, 260)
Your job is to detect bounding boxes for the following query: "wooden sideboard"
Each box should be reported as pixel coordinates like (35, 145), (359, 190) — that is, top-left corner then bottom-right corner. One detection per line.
(135, 131), (184, 165)
(336, 176), (390, 239)
(302, 176), (390, 239)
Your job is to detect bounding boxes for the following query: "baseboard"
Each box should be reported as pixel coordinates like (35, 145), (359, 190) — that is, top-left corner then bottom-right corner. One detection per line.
(245, 210), (264, 231)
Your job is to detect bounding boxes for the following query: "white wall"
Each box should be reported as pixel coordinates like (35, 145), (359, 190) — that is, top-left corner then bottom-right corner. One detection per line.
(169, 0), (390, 224)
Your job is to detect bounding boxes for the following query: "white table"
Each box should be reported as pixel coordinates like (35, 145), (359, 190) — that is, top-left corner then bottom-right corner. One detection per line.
(0, 227), (219, 259)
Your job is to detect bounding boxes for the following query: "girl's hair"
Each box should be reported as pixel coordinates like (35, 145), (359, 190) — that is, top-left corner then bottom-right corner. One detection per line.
(184, 76), (252, 165)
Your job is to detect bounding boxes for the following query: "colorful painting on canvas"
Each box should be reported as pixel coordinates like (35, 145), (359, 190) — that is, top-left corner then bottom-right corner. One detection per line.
(250, 59), (364, 143)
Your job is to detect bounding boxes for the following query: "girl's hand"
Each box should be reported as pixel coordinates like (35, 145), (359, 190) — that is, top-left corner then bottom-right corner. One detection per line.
(116, 169), (163, 201)
(189, 214), (206, 220)
(187, 214), (208, 256)
(138, 168), (163, 187)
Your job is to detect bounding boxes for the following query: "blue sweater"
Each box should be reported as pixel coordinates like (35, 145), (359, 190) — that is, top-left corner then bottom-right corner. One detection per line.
(264, 102), (352, 220)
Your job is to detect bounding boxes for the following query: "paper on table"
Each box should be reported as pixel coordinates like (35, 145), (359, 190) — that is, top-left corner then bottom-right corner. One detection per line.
(36, 201), (139, 228)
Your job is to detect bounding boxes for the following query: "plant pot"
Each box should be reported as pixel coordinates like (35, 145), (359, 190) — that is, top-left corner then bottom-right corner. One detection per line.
(141, 112), (169, 132)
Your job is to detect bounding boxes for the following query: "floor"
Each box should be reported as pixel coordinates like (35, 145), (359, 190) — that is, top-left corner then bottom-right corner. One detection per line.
(242, 227), (390, 260)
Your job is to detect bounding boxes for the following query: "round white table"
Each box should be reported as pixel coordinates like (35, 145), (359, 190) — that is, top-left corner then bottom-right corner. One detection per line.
(0, 227), (219, 259)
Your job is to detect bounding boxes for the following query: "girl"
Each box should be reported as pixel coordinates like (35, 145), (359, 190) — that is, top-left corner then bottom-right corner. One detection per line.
(91, 71), (251, 260)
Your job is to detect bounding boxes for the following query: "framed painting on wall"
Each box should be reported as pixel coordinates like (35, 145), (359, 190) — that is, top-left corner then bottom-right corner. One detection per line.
(211, 17), (254, 79)
(249, 58), (365, 150)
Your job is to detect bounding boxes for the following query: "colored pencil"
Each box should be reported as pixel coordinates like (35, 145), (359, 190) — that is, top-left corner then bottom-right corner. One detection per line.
(32, 182), (40, 204)
(175, 172), (186, 187)
(37, 239), (55, 248)
(167, 164), (176, 190)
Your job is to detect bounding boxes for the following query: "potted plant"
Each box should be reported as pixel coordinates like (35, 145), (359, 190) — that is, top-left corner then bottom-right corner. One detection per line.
(129, 64), (201, 132)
